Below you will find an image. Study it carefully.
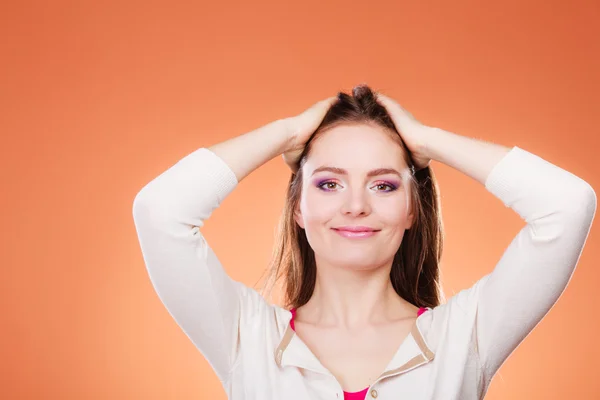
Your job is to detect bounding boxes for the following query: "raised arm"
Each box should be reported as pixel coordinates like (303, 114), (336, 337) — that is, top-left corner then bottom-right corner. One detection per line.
(132, 118), (295, 383)
(131, 96), (336, 383)
(423, 127), (597, 381)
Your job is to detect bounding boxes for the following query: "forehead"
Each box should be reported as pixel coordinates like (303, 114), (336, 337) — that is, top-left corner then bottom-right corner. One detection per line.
(306, 123), (408, 172)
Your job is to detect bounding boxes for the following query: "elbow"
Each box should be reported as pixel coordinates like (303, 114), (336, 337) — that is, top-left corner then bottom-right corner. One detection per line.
(132, 189), (165, 226)
(565, 180), (597, 228)
(132, 191), (151, 227)
(576, 180), (596, 217)
(132, 190), (151, 220)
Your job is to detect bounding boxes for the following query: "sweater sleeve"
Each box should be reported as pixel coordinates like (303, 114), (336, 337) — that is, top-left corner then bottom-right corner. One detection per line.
(474, 146), (596, 380)
(132, 147), (247, 384)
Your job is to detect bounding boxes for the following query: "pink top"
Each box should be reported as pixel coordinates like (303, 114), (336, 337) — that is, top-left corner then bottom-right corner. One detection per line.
(289, 306), (428, 400)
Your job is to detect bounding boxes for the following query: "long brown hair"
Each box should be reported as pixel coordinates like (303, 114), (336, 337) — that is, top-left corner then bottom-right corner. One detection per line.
(258, 84), (445, 310)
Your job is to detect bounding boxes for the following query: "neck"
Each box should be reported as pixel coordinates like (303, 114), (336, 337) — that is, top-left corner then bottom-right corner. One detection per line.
(296, 258), (416, 329)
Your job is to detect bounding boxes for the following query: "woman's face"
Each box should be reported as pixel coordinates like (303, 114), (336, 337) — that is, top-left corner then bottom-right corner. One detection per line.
(295, 123), (414, 271)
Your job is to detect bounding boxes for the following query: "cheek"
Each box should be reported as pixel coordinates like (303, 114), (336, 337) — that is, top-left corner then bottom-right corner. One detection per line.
(301, 193), (340, 222)
(376, 198), (411, 225)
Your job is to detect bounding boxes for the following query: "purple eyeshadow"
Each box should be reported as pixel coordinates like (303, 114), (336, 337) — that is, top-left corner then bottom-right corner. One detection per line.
(313, 178), (399, 192)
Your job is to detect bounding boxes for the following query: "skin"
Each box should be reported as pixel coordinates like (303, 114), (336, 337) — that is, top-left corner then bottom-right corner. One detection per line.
(208, 92), (510, 392)
(292, 122), (421, 391)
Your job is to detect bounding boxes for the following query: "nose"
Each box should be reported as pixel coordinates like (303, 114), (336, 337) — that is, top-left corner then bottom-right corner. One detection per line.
(340, 188), (372, 216)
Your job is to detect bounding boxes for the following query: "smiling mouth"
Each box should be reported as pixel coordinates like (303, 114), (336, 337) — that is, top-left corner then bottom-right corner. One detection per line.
(332, 228), (380, 238)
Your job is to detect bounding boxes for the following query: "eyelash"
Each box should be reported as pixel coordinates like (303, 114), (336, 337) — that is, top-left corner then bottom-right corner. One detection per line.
(316, 180), (398, 192)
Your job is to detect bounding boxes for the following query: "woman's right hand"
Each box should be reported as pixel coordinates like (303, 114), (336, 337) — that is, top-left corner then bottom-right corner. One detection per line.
(281, 95), (338, 173)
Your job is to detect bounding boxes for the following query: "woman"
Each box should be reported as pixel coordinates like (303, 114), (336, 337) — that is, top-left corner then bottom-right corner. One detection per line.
(132, 85), (596, 399)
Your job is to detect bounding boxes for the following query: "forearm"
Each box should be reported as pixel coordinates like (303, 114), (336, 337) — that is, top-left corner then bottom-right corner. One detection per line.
(457, 144), (596, 378)
(208, 119), (292, 183)
(423, 127), (511, 185)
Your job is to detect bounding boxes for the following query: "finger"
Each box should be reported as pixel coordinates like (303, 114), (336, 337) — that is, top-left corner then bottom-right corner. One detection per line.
(314, 95), (338, 111)
(305, 95), (337, 121)
(303, 96), (335, 114)
(376, 92), (399, 110)
(375, 92), (391, 104)
(376, 92), (413, 122)
(376, 93), (401, 122)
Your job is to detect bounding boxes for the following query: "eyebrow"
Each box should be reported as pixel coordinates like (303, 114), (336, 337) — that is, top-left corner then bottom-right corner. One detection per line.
(310, 166), (402, 178)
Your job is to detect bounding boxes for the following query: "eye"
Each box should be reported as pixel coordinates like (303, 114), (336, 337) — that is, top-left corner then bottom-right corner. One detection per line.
(317, 181), (340, 191)
(373, 182), (397, 192)
(316, 181), (398, 192)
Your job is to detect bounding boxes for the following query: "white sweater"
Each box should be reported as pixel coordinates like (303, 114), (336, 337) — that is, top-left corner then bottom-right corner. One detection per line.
(132, 146), (596, 399)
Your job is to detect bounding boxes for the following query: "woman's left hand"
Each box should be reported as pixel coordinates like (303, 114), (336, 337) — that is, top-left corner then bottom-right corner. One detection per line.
(375, 92), (434, 171)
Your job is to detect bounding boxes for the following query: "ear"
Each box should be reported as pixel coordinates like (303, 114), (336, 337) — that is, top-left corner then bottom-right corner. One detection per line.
(294, 205), (305, 229)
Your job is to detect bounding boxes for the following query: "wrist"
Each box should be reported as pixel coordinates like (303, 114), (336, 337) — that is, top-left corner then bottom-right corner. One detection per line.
(418, 126), (438, 160)
(421, 126), (450, 161)
(275, 118), (300, 153)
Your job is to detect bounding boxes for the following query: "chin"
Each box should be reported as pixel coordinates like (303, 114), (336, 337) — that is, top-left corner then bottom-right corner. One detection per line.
(329, 257), (381, 270)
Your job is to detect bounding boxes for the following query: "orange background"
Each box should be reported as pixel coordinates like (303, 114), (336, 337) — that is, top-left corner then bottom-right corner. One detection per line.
(2, 1), (599, 398)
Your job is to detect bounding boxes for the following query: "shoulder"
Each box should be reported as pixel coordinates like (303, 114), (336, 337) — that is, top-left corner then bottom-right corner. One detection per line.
(236, 284), (293, 335)
(417, 277), (490, 353)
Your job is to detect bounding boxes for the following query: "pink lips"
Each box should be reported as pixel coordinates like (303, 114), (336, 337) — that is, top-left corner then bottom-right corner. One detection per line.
(332, 226), (380, 238)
